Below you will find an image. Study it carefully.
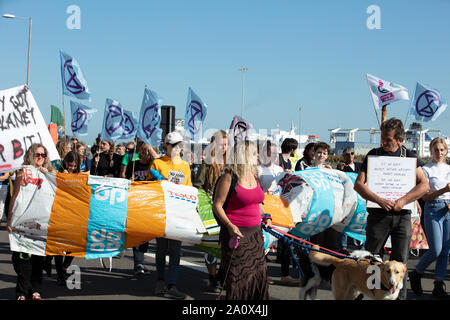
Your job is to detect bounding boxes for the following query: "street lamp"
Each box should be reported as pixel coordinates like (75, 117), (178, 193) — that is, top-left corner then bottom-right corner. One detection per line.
(298, 106), (302, 146)
(3, 13), (32, 87)
(239, 66), (248, 117)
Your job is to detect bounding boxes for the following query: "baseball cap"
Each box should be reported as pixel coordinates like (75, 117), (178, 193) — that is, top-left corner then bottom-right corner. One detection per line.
(164, 131), (184, 145)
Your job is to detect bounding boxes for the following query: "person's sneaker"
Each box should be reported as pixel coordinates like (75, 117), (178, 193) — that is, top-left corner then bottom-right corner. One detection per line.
(432, 280), (448, 298)
(165, 285), (187, 300)
(134, 264), (146, 276)
(17, 296), (26, 300)
(154, 280), (166, 296)
(408, 270), (423, 296)
(280, 276), (301, 286)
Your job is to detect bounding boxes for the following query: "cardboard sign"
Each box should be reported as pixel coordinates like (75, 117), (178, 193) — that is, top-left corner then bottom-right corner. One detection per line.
(367, 156), (416, 210)
(0, 85), (60, 173)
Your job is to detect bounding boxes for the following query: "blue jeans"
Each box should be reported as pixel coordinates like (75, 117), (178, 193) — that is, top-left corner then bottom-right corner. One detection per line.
(155, 238), (182, 286)
(416, 200), (450, 281)
(133, 242), (149, 269)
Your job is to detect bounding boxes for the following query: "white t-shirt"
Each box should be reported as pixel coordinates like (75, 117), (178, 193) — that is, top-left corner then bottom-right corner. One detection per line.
(422, 162), (450, 200)
(257, 164), (284, 193)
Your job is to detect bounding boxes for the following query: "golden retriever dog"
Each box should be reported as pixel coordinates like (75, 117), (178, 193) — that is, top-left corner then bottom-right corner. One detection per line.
(308, 245), (406, 300)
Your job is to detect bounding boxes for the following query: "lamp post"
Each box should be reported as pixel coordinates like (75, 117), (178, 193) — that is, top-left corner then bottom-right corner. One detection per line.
(239, 66), (248, 118)
(3, 14), (32, 87)
(298, 106), (302, 146)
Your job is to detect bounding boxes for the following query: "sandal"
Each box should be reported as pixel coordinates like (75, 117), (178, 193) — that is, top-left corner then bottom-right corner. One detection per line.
(17, 296), (26, 300)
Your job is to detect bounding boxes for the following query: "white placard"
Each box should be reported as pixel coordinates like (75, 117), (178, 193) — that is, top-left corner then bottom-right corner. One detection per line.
(0, 85), (60, 173)
(367, 156), (416, 210)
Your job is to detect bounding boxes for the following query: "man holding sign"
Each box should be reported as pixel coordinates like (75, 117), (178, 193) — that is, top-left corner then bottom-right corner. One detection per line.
(354, 118), (429, 300)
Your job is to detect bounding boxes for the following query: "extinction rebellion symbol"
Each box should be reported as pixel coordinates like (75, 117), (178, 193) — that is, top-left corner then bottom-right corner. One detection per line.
(105, 105), (123, 136)
(415, 90), (441, 118)
(71, 106), (87, 132)
(63, 59), (86, 95)
(142, 103), (160, 139)
(187, 100), (204, 135)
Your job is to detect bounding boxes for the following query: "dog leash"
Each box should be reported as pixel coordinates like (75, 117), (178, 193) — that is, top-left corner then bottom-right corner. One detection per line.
(264, 224), (358, 262)
(217, 235), (240, 300)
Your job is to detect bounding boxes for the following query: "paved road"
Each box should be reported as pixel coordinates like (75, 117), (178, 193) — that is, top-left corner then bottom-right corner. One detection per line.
(0, 224), (448, 301)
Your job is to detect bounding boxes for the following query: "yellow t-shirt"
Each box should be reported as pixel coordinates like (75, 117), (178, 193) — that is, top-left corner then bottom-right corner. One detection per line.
(148, 155), (192, 186)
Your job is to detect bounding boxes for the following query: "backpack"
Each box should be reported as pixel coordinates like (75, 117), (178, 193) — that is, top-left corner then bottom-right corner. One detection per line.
(212, 172), (238, 227)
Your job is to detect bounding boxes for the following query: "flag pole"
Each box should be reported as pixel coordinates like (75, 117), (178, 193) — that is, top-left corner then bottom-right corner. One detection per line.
(131, 136), (138, 181)
(61, 93), (67, 144)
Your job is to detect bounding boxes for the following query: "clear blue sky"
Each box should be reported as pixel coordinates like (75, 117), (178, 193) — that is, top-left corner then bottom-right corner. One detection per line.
(1, 0), (450, 146)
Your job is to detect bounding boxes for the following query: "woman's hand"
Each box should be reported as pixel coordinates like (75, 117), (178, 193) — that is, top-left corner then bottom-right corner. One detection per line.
(264, 218), (272, 229)
(227, 223), (244, 239)
(39, 167), (48, 174)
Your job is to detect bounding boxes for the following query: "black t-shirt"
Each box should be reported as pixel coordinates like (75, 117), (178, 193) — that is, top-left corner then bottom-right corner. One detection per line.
(126, 160), (151, 181)
(279, 154), (292, 170)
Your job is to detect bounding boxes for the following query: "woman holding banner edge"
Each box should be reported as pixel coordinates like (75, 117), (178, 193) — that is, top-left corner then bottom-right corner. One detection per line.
(7, 143), (55, 300)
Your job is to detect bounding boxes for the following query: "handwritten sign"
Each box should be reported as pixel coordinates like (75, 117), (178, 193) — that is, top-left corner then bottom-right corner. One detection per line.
(0, 85), (60, 173)
(367, 156), (416, 210)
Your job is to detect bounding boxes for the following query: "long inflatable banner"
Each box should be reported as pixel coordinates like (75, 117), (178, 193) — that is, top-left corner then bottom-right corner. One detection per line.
(9, 166), (427, 259)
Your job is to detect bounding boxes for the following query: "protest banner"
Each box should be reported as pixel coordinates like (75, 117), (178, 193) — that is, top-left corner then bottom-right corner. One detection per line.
(0, 85), (60, 173)
(366, 156), (417, 210)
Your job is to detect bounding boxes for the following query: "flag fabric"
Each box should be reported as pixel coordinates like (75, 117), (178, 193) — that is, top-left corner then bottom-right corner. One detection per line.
(70, 101), (98, 137)
(50, 105), (65, 127)
(60, 51), (91, 100)
(100, 98), (124, 142)
(366, 73), (409, 109)
(137, 87), (163, 147)
(409, 82), (447, 122)
(229, 115), (253, 143)
(184, 87), (207, 142)
(120, 109), (138, 140)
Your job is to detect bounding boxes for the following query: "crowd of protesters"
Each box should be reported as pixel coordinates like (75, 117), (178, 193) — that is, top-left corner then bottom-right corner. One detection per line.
(1, 117), (449, 300)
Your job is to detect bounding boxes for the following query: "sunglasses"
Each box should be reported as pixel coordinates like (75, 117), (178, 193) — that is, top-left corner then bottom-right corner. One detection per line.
(34, 153), (47, 158)
(344, 152), (354, 156)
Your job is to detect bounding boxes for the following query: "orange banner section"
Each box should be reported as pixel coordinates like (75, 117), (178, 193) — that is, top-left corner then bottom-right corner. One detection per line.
(46, 173), (92, 257)
(124, 181), (166, 249)
(264, 193), (295, 228)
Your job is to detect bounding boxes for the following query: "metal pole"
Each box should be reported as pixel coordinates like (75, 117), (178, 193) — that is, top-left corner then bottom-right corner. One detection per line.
(239, 67), (248, 117)
(26, 17), (32, 87)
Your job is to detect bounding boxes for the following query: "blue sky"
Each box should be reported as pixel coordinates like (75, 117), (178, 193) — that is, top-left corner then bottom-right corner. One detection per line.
(1, 0), (450, 146)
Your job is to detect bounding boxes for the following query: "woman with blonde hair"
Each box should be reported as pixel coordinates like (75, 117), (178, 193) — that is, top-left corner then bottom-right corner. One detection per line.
(7, 143), (54, 300)
(194, 130), (229, 292)
(410, 137), (450, 298)
(213, 140), (272, 300)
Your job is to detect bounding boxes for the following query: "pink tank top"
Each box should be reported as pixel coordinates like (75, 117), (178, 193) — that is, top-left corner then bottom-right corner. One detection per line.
(225, 183), (265, 227)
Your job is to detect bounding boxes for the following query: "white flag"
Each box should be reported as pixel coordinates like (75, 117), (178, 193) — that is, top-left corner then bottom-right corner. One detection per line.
(366, 73), (409, 109)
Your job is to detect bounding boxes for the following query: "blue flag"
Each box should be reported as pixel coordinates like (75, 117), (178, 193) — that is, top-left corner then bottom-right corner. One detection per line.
(101, 98), (125, 142)
(70, 101), (97, 137)
(60, 51), (91, 100)
(120, 109), (138, 140)
(184, 87), (207, 142)
(409, 82), (447, 122)
(136, 87), (163, 147)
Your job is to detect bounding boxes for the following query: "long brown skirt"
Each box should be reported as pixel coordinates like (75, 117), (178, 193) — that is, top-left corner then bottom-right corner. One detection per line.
(219, 225), (269, 300)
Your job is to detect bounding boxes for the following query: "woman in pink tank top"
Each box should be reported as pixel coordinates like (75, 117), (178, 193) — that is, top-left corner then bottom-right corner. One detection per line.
(213, 141), (272, 300)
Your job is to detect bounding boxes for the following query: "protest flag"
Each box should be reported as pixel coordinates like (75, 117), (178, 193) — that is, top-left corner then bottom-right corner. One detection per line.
(60, 51), (91, 100)
(70, 101), (98, 137)
(366, 73), (409, 110)
(408, 82), (447, 122)
(100, 98), (125, 142)
(136, 87), (163, 147)
(184, 87), (207, 142)
(229, 115), (253, 143)
(120, 109), (138, 140)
